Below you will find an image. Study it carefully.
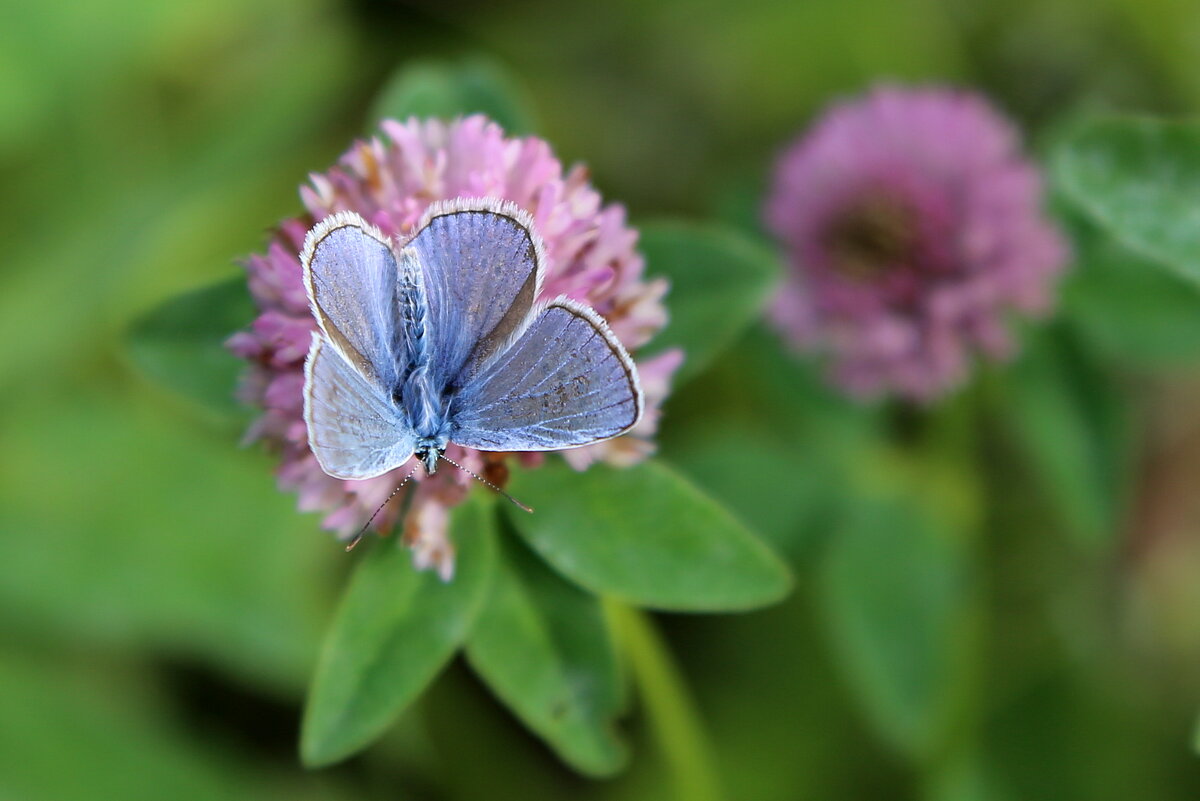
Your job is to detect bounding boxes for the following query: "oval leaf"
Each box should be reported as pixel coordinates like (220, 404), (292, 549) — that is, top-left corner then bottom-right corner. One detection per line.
(368, 57), (537, 135)
(639, 221), (781, 386)
(465, 525), (627, 776)
(1052, 116), (1200, 285)
(126, 278), (255, 416)
(997, 327), (1131, 548)
(819, 493), (974, 758)
(1063, 214), (1200, 367)
(504, 459), (792, 612)
(301, 496), (496, 766)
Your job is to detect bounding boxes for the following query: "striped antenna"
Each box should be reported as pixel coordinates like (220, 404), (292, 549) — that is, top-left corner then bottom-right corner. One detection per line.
(438, 453), (533, 513)
(345, 463), (421, 551)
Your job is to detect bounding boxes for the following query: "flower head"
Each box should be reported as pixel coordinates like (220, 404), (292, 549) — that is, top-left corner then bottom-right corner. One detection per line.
(764, 86), (1068, 401)
(229, 115), (681, 578)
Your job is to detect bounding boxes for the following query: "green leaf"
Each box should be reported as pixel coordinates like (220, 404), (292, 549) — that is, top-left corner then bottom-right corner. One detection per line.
(465, 525), (627, 776)
(126, 278), (254, 417)
(709, 167), (771, 242)
(819, 492), (975, 758)
(1063, 215), (1200, 367)
(368, 57), (537, 135)
(660, 324), (878, 560)
(1052, 116), (1200, 286)
(505, 459), (792, 612)
(996, 327), (1131, 548)
(639, 222), (782, 386)
(1194, 714), (1200, 755)
(301, 496), (497, 767)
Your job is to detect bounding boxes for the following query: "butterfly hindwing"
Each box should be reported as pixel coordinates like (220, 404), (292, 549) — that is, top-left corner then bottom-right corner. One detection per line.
(405, 199), (543, 391)
(303, 335), (416, 480)
(449, 298), (643, 451)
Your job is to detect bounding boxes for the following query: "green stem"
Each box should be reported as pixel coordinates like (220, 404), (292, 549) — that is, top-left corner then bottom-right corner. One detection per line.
(915, 383), (989, 799)
(608, 600), (725, 801)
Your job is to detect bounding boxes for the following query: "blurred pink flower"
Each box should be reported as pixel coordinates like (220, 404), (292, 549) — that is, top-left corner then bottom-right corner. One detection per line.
(764, 86), (1068, 401)
(230, 115), (680, 578)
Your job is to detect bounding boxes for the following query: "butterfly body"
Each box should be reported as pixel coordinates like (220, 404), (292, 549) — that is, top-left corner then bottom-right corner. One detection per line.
(300, 198), (643, 482)
(392, 260), (450, 472)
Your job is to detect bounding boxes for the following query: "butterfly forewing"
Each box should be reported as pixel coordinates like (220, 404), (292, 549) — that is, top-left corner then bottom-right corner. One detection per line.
(449, 299), (643, 451)
(302, 212), (404, 389)
(406, 199), (542, 390)
(303, 336), (417, 480)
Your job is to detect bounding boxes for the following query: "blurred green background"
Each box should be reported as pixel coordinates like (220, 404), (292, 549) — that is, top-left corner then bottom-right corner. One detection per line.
(4, 0), (1200, 798)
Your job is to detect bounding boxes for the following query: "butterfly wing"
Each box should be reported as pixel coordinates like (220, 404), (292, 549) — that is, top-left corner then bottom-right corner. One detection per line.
(303, 335), (416, 480)
(449, 298), (643, 451)
(404, 199), (543, 390)
(302, 211), (404, 389)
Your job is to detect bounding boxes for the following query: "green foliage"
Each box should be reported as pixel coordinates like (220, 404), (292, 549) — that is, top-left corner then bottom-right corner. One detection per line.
(1053, 116), (1200, 286)
(301, 497), (496, 766)
(610, 603), (726, 801)
(465, 527), (627, 776)
(660, 324), (878, 560)
(505, 459), (792, 612)
(368, 58), (538, 135)
(819, 469), (977, 759)
(127, 278), (255, 418)
(1062, 215), (1200, 366)
(639, 222), (782, 386)
(995, 327), (1131, 548)
(18, 0), (1200, 798)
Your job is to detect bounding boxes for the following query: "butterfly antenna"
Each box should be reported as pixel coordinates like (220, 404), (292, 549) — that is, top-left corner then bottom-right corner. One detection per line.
(438, 453), (533, 513)
(345, 464), (421, 551)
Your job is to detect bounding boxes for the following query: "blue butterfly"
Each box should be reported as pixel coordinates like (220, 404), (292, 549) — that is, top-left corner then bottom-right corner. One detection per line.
(300, 198), (644, 487)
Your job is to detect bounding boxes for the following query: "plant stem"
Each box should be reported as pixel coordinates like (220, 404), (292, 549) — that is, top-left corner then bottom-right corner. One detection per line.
(607, 600), (725, 801)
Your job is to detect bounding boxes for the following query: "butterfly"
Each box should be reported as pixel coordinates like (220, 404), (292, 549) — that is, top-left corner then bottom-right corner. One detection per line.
(300, 197), (644, 490)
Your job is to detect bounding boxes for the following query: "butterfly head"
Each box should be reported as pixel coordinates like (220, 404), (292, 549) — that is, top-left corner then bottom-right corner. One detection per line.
(414, 439), (447, 474)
